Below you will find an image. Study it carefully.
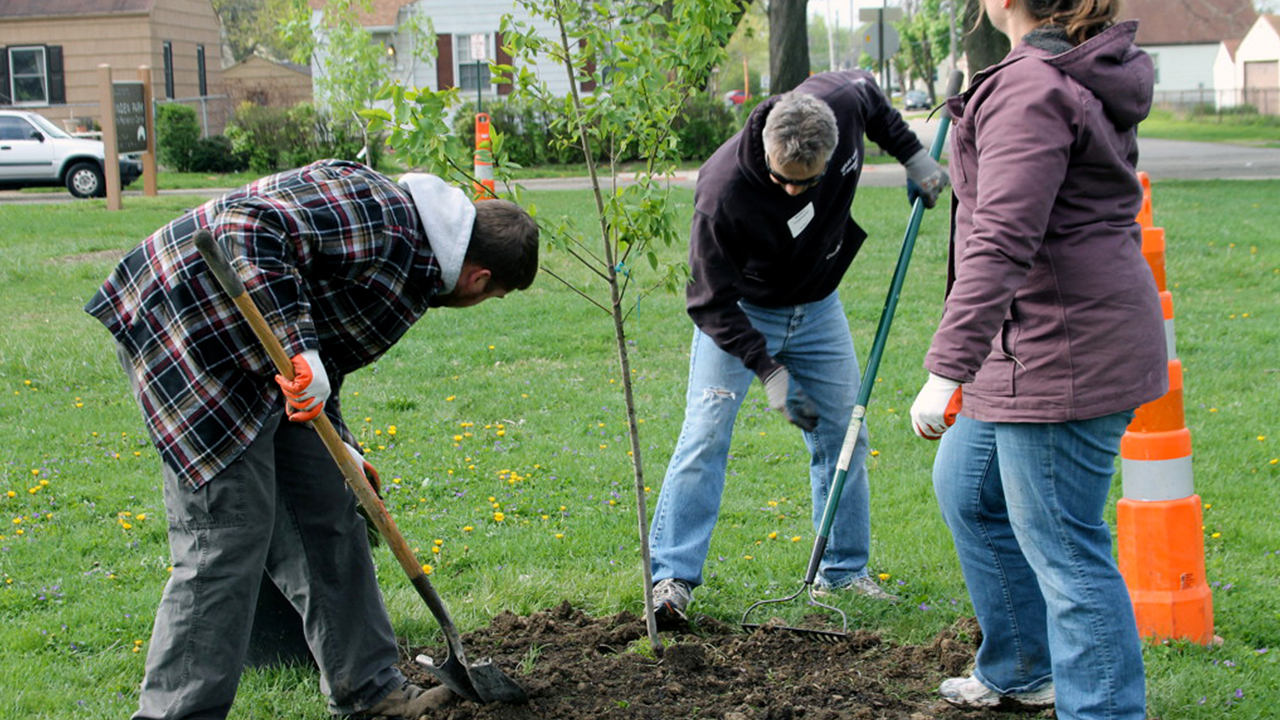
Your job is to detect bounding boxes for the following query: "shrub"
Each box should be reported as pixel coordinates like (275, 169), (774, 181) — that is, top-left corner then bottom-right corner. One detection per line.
(447, 94), (738, 168)
(189, 135), (246, 174)
(672, 95), (737, 161)
(155, 103), (202, 172)
(227, 102), (384, 174)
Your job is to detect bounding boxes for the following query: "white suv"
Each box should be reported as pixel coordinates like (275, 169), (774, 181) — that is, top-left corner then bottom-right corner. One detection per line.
(0, 109), (143, 198)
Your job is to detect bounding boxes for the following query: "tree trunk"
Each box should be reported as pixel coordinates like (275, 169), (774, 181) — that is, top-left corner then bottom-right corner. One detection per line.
(962, 0), (1009, 75)
(769, 0), (810, 94)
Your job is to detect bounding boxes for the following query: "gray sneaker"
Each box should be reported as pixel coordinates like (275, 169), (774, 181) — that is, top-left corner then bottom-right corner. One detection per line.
(812, 575), (901, 602)
(939, 675), (1055, 709)
(652, 578), (692, 622)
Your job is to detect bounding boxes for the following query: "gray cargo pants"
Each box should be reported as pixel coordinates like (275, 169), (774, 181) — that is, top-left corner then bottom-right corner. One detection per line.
(122, 349), (405, 719)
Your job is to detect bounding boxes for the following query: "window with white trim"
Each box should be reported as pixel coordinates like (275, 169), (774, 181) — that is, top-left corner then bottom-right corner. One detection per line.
(455, 34), (492, 93)
(8, 46), (48, 105)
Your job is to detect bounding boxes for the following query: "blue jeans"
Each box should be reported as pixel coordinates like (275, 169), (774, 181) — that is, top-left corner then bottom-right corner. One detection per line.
(649, 291), (871, 588)
(933, 414), (1146, 720)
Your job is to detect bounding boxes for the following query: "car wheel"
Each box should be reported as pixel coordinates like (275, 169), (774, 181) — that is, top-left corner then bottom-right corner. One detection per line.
(66, 161), (105, 198)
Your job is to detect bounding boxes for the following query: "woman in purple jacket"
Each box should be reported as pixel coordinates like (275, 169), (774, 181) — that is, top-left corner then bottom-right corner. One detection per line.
(909, 1), (1165, 718)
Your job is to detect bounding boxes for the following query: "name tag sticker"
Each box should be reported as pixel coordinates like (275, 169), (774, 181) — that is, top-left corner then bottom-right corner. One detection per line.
(787, 202), (815, 237)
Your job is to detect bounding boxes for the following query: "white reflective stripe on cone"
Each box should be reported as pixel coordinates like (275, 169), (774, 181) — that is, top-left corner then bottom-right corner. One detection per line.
(1121, 455), (1195, 502)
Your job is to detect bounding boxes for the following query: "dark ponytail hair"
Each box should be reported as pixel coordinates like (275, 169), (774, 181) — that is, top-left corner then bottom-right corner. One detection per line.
(1026, 0), (1120, 44)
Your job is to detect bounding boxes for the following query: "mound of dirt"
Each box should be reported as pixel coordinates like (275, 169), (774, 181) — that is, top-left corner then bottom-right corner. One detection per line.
(402, 602), (1054, 719)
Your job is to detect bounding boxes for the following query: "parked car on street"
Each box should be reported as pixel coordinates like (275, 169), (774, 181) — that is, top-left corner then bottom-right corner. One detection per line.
(0, 110), (143, 198)
(903, 90), (931, 111)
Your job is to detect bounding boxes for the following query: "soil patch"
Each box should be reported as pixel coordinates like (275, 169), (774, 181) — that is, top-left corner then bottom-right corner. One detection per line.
(402, 602), (1054, 719)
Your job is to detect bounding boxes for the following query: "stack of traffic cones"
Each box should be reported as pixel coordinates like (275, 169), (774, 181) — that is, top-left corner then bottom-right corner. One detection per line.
(1116, 172), (1217, 645)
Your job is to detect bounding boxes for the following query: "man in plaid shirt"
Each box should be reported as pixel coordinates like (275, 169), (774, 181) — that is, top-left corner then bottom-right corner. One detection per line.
(86, 159), (539, 720)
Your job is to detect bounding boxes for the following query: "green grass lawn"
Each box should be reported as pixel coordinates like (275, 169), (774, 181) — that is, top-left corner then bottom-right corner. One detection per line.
(1, 180), (1276, 718)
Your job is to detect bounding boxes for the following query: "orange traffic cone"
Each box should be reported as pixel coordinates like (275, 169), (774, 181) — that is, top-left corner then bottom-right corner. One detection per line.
(1116, 172), (1216, 645)
(473, 113), (496, 200)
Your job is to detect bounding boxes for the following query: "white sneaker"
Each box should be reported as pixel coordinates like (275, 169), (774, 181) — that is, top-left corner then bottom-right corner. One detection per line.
(652, 578), (692, 622)
(939, 675), (1055, 709)
(812, 575), (901, 602)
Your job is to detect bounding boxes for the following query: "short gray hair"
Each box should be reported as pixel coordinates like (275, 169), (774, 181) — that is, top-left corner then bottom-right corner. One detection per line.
(762, 92), (838, 167)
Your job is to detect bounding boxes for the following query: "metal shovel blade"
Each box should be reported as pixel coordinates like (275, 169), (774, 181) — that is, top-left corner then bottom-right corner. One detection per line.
(416, 653), (528, 705)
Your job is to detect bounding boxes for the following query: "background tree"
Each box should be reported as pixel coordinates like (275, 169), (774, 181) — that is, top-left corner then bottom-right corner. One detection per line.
(898, 0), (951, 103)
(769, 0), (810, 93)
(213, 0), (306, 64)
(961, 0), (1008, 75)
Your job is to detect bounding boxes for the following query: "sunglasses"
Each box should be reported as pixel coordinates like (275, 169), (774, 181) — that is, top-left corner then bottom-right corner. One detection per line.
(765, 156), (829, 189)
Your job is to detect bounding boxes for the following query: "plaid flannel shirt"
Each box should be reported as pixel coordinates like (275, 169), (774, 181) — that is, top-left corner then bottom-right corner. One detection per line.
(85, 160), (444, 489)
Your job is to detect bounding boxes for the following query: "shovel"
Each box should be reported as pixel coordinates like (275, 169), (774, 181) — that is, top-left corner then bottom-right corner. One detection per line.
(742, 70), (964, 640)
(194, 229), (527, 705)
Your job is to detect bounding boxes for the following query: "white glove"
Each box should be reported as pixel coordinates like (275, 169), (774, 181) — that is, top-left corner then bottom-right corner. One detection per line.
(763, 366), (819, 432)
(904, 148), (950, 210)
(274, 349), (331, 422)
(910, 373), (963, 440)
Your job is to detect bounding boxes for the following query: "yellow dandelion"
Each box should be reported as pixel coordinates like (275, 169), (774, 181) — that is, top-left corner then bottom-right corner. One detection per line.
(30, 469), (39, 476)
(1211, 532), (1221, 538)
(388, 426), (397, 436)
(375, 429), (382, 436)
(446, 396), (456, 402)
(5, 491), (14, 498)
(744, 555), (754, 560)
(870, 449), (880, 457)
(493, 512), (505, 522)
(555, 533), (564, 539)
(422, 564), (434, 575)
(1258, 435), (1267, 442)
(463, 525), (474, 532)
(497, 430), (505, 437)
(433, 539), (443, 546)
(768, 532), (778, 540)
(431, 546), (440, 554)
(878, 573), (891, 582)
(488, 345), (495, 350)
(791, 536), (802, 542)
(136, 514), (146, 521)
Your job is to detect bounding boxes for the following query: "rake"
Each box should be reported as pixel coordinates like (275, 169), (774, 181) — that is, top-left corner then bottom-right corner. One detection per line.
(742, 71), (963, 641)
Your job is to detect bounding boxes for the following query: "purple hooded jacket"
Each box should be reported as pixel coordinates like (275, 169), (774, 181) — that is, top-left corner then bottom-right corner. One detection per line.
(925, 21), (1168, 422)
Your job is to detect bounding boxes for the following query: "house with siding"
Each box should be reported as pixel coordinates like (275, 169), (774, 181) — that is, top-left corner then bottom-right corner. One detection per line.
(1215, 15), (1280, 114)
(223, 55), (313, 108)
(0, 0), (226, 133)
(1119, 0), (1257, 107)
(306, 0), (586, 109)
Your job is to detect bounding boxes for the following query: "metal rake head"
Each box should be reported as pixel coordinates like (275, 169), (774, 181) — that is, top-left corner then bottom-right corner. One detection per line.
(739, 583), (849, 642)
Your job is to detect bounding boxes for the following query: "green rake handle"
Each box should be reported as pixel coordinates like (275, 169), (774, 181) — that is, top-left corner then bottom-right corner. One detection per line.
(803, 70), (963, 586)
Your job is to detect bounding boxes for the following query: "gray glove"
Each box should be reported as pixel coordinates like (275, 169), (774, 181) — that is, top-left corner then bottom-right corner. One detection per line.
(763, 367), (819, 432)
(904, 148), (949, 209)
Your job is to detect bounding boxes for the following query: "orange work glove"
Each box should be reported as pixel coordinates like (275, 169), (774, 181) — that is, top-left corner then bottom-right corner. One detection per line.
(274, 350), (331, 422)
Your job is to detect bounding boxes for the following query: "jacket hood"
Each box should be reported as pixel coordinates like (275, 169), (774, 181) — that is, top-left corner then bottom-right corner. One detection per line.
(736, 95), (782, 187)
(975, 20), (1153, 131)
(398, 173), (475, 292)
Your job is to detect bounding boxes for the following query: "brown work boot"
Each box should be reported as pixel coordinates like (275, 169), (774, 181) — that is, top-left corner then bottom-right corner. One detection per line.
(353, 683), (455, 719)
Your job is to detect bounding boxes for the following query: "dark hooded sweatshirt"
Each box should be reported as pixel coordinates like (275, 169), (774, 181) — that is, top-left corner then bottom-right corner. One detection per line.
(687, 70), (924, 381)
(925, 22), (1168, 421)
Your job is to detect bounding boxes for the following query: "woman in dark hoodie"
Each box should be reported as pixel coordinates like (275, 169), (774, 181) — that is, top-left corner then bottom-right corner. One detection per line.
(909, 1), (1162, 718)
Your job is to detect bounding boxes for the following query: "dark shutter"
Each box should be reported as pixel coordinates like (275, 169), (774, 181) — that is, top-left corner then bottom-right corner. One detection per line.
(579, 38), (596, 92)
(0, 48), (10, 105)
(47, 45), (65, 104)
(436, 34), (454, 89)
(496, 32), (512, 97)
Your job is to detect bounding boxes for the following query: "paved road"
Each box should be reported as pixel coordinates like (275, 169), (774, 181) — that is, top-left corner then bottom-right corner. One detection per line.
(3, 129), (1278, 204)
